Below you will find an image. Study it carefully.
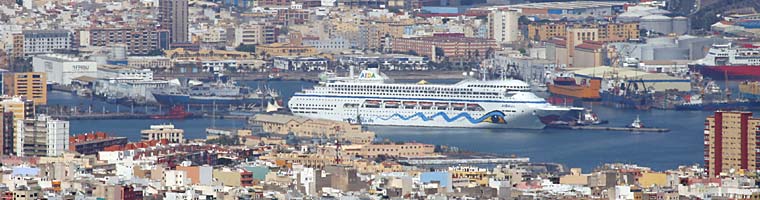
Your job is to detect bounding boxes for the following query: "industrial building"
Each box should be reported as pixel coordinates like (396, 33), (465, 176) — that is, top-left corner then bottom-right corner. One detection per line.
(608, 36), (728, 63)
(486, 1), (626, 17)
(617, 6), (690, 35)
(32, 54), (98, 85)
(567, 66), (691, 92)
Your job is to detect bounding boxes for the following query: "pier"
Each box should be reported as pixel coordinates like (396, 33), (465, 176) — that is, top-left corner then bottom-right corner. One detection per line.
(549, 125), (670, 132)
(398, 153), (530, 166)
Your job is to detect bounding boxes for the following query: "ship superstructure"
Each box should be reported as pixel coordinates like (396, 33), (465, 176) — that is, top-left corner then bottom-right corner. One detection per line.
(288, 68), (581, 129)
(692, 43), (760, 78)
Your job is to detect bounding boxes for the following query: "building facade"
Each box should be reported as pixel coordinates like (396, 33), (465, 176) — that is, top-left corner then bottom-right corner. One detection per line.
(3, 72), (47, 105)
(21, 30), (71, 57)
(140, 124), (185, 143)
(87, 27), (170, 55)
(0, 112), (13, 156)
(488, 9), (519, 44)
(31, 54), (98, 85)
(15, 115), (69, 157)
(527, 22), (639, 42)
(234, 23), (276, 45)
(159, 0), (189, 43)
(391, 36), (497, 62)
(69, 132), (128, 155)
(705, 111), (760, 177)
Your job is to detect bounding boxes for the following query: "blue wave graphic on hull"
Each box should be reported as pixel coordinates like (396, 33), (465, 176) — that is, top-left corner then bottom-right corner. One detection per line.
(379, 111), (507, 124)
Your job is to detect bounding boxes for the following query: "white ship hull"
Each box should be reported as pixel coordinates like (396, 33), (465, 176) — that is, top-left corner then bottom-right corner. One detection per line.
(290, 95), (574, 129)
(288, 68), (579, 129)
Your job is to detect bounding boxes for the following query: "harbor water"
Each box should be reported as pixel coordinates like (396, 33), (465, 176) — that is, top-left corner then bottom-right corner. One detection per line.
(51, 79), (715, 171)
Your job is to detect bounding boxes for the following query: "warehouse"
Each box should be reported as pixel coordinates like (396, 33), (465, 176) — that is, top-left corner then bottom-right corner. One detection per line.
(569, 66), (690, 92)
(32, 54), (98, 85)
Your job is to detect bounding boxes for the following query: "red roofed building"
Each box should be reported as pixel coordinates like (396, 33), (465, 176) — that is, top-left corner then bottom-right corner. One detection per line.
(69, 132), (128, 155)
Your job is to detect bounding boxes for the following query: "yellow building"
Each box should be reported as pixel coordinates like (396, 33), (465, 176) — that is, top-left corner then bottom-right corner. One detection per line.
(638, 172), (667, 188)
(705, 111), (760, 177)
(4, 72), (47, 105)
(449, 166), (490, 186)
(528, 22), (639, 42)
(0, 96), (34, 123)
(342, 142), (436, 158)
(255, 43), (318, 59)
(251, 114), (375, 144)
(164, 48), (252, 60)
(559, 168), (590, 185)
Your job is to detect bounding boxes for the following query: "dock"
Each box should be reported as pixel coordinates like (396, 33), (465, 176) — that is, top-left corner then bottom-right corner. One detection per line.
(50, 113), (153, 120)
(398, 153), (530, 166)
(549, 125), (670, 132)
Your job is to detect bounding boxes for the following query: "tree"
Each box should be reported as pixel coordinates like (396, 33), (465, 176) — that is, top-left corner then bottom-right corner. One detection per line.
(235, 44), (256, 53)
(207, 135), (240, 145)
(435, 47), (445, 59)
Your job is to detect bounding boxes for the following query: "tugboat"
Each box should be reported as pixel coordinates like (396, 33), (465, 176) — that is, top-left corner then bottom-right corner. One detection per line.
(150, 105), (194, 119)
(575, 109), (608, 126)
(627, 115), (644, 129)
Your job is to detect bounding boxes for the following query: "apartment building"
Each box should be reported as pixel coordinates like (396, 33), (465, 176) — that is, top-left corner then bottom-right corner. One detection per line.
(705, 111), (760, 177)
(3, 72), (47, 105)
(87, 27), (170, 55)
(21, 30), (71, 56)
(15, 115), (69, 157)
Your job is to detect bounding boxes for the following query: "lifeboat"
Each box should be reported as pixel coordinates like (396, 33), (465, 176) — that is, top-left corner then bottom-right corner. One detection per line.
(403, 101), (417, 106)
(385, 101), (400, 107)
(420, 102), (433, 107)
(452, 103), (465, 108)
(435, 102), (449, 108)
(365, 100), (381, 106)
(467, 104), (483, 111)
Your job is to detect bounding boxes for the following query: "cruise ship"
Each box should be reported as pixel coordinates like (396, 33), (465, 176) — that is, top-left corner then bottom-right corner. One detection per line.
(288, 68), (582, 129)
(691, 43), (760, 79)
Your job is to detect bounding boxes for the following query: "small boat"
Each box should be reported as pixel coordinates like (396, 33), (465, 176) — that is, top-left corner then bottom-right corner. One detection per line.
(150, 105), (193, 119)
(452, 103), (465, 108)
(420, 102), (433, 107)
(403, 101), (417, 106)
(627, 115), (644, 129)
(435, 102), (449, 108)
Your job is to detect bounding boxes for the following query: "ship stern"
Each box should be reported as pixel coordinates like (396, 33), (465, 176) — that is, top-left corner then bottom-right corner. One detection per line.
(534, 106), (584, 125)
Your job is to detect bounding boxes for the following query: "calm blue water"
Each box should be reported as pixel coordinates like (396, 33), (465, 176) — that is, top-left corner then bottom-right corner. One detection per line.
(49, 79), (719, 171)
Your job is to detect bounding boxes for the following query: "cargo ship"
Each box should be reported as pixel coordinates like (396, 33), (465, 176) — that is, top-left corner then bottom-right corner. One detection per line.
(151, 74), (279, 105)
(547, 76), (602, 100)
(600, 79), (654, 110)
(739, 81), (760, 99)
(690, 43), (760, 79)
